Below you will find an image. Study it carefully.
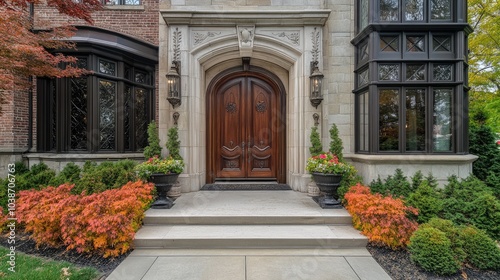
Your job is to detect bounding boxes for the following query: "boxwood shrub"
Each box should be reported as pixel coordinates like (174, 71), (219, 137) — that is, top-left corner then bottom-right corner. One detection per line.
(408, 227), (461, 275)
(459, 226), (500, 270)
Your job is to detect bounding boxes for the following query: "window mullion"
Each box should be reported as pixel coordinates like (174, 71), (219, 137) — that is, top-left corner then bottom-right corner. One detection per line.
(116, 81), (125, 152)
(399, 87), (405, 153)
(426, 86), (433, 153)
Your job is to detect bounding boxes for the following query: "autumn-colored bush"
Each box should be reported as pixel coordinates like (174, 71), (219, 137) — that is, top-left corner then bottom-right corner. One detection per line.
(17, 181), (154, 257)
(344, 184), (419, 248)
(17, 184), (76, 247)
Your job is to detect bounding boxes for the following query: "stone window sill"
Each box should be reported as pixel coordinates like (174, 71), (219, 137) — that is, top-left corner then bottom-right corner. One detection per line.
(104, 5), (145, 11)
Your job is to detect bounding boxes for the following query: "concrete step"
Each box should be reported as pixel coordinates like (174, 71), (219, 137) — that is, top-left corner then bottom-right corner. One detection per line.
(143, 211), (353, 225)
(134, 224), (367, 249)
(142, 191), (353, 225)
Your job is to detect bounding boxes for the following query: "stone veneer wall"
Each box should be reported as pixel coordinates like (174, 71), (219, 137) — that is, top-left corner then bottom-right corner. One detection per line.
(159, 0), (475, 191)
(158, 0), (347, 192)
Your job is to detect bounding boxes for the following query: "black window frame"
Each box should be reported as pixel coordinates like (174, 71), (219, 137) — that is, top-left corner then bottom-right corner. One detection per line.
(103, 0), (142, 5)
(37, 53), (155, 153)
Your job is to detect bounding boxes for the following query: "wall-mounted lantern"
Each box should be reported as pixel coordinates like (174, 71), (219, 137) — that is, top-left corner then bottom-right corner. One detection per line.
(166, 61), (181, 108)
(309, 61), (324, 109)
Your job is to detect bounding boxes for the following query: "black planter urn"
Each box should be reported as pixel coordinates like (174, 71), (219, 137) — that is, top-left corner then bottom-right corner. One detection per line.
(311, 172), (343, 209)
(148, 173), (179, 209)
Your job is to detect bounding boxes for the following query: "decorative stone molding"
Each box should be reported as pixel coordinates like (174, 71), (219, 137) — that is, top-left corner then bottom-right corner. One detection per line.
(173, 112), (180, 125)
(161, 10), (331, 26)
(272, 31), (300, 46)
(313, 113), (319, 127)
(237, 25), (255, 57)
(193, 31), (222, 46)
(311, 27), (320, 63)
(258, 29), (302, 49)
(172, 28), (181, 62)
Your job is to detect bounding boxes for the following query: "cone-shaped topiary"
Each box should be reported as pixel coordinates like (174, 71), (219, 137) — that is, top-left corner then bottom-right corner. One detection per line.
(329, 123), (343, 161)
(166, 126), (182, 160)
(309, 126), (323, 156)
(144, 121), (162, 159)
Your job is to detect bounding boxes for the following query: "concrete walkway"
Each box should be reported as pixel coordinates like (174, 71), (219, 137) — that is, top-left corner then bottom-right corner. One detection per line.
(107, 191), (391, 280)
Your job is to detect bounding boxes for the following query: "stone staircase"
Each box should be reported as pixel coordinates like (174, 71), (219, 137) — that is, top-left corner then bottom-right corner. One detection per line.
(134, 191), (367, 251)
(106, 191), (393, 280)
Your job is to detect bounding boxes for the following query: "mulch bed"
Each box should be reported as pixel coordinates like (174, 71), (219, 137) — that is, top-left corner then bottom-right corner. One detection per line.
(367, 243), (500, 280)
(0, 232), (129, 279)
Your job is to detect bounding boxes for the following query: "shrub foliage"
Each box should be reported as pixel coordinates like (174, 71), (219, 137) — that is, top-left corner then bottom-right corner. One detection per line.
(344, 184), (418, 248)
(459, 226), (500, 270)
(143, 121), (162, 159)
(408, 227), (461, 275)
(17, 181), (154, 257)
(309, 126), (322, 156)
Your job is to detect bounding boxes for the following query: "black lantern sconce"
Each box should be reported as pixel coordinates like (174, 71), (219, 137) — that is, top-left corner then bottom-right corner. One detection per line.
(166, 61), (181, 108)
(309, 61), (324, 109)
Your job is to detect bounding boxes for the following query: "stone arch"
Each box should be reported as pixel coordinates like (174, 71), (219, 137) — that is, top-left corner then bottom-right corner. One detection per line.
(159, 24), (322, 192)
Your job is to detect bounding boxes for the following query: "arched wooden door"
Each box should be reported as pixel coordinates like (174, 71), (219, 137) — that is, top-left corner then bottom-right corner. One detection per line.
(207, 70), (285, 183)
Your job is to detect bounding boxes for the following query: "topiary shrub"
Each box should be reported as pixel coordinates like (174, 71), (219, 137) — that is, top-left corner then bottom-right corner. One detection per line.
(420, 218), (466, 265)
(408, 227), (461, 275)
(407, 180), (444, 223)
(166, 126), (182, 160)
(143, 121), (162, 159)
(309, 126), (322, 156)
(459, 226), (500, 270)
(328, 123), (343, 161)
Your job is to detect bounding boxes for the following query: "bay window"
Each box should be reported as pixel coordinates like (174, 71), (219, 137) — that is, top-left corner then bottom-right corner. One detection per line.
(38, 55), (154, 153)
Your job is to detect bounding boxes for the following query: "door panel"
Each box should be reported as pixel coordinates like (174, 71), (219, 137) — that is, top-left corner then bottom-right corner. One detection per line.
(248, 79), (275, 178)
(213, 76), (278, 180)
(216, 79), (246, 178)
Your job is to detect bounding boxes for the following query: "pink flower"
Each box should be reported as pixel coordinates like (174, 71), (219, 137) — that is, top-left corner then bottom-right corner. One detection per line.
(319, 154), (327, 159)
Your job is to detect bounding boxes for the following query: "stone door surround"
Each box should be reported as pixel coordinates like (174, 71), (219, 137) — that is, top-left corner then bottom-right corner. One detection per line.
(159, 9), (331, 192)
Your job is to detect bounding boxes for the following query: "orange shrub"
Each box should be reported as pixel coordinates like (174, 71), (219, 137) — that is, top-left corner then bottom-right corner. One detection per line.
(17, 180), (154, 257)
(17, 184), (76, 247)
(344, 184), (419, 248)
(61, 181), (154, 257)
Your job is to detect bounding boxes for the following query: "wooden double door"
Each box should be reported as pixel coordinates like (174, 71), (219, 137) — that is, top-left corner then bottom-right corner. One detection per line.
(207, 71), (285, 183)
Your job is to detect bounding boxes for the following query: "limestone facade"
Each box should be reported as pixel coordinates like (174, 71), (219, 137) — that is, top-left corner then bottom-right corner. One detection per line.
(0, 0), (476, 189)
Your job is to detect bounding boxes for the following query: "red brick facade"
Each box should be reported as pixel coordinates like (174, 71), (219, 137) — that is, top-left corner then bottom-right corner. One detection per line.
(0, 1), (159, 157)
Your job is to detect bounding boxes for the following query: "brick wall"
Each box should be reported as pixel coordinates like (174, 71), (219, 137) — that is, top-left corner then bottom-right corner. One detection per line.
(0, 90), (15, 149)
(0, 86), (32, 151)
(34, 0), (159, 45)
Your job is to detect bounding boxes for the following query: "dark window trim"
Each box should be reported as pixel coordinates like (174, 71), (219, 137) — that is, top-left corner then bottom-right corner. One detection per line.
(355, 85), (464, 154)
(37, 54), (155, 154)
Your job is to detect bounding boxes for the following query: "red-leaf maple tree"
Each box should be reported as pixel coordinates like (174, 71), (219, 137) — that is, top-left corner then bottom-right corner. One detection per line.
(0, 0), (103, 92)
